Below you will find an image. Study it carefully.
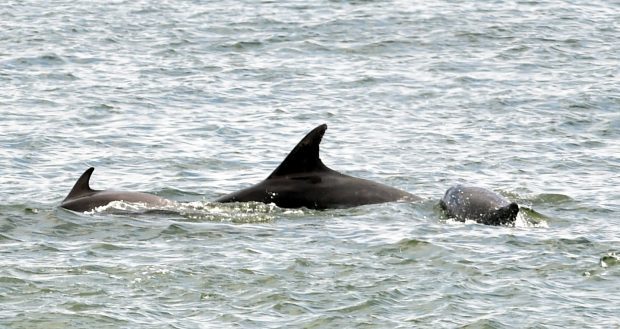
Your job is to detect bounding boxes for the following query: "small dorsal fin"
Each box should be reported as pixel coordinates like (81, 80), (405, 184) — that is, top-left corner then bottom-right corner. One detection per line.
(63, 167), (96, 201)
(267, 124), (332, 179)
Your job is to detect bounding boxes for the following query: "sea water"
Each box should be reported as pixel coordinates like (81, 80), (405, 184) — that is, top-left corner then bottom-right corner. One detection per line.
(1, 1), (619, 327)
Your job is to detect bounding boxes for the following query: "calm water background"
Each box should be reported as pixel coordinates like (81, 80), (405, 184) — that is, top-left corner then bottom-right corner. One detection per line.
(1, 0), (619, 328)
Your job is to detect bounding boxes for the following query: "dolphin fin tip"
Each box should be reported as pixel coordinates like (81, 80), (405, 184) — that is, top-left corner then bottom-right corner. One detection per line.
(63, 167), (96, 201)
(267, 124), (331, 178)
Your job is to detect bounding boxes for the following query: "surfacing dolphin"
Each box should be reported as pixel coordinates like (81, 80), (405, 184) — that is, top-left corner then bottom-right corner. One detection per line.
(215, 124), (422, 209)
(439, 185), (519, 226)
(60, 167), (172, 212)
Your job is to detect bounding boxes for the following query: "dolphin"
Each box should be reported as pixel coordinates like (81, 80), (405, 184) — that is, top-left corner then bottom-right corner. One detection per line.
(215, 124), (422, 209)
(60, 167), (172, 212)
(439, 185), (519, 226)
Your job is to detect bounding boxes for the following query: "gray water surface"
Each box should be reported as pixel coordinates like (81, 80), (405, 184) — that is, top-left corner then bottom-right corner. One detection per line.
(1, 0), (619, 328)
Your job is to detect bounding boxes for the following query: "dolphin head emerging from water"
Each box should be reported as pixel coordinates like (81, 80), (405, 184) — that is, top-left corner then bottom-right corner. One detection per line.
(439, 185), (519, 226)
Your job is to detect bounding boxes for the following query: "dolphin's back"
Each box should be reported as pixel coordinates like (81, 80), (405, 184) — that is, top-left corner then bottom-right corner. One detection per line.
(60, 167), (171, 212)
(217, 171), (418, 209)
(216, 124), (421, 209)
(61, 190), (169, 212)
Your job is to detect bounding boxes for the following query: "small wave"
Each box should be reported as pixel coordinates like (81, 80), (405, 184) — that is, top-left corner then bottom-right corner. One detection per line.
(442, 210), (547, 228)
(63, 199), (308, 223)
(583, 251), (620, 277)
(90, 242), (129, 251)
(160, 223), (190, 235)
(516, 207), (549, 228)
(0, 232), (23, 242)
(175, 201), (305, 223)
(86, 200), (170, 215)
(373, 238), (442, 264)
(599, 251), (620, 268)
(0, 276), (28, 284)
(539, 237), (595, 253)
(218, 40), (264, 51)
(38, 72), (79, 81)
(3, 53), (67, 68)
(530, 193), (574, 205)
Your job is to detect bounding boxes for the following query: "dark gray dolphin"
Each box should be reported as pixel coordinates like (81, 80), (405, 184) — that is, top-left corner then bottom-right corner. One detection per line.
(215, 124), (421, 209)
(439, 185), (519, 226)
(60, 167), (172, 212)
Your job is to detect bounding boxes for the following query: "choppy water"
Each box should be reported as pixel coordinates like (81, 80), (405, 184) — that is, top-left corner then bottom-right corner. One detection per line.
(1, 0), (619, 327)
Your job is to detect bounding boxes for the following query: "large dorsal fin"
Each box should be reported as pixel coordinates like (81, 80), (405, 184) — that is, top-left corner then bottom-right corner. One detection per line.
(63, 167), (96, 201)
(267, 124), (333, 179)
